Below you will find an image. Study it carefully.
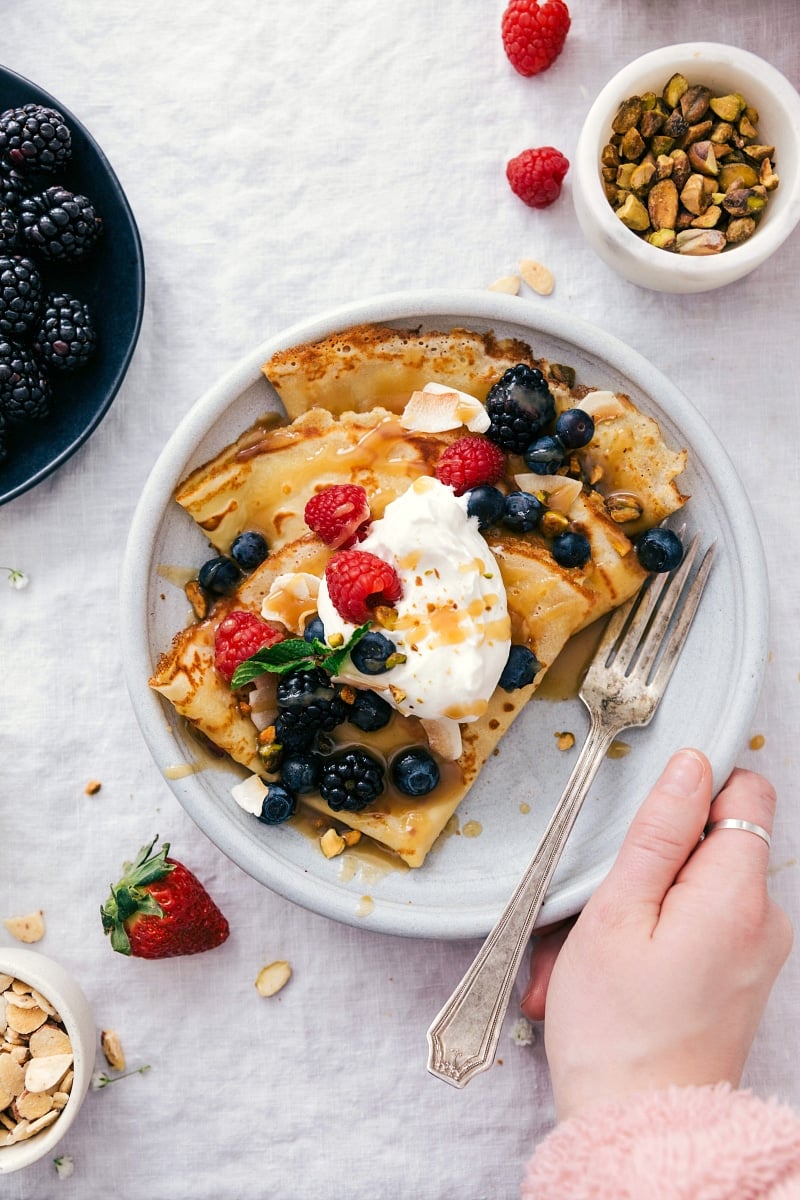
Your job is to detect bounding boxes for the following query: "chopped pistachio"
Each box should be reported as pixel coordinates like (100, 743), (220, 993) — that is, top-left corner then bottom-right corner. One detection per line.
(615, 192), (650, 231)
(620, 126), (646, 161)
(645, 227), (677, 251)
(743, 143), (776, 163)
(718, 161), (759, 190)
(688, 140), (719, 177)
(690, 204), (722, 229)
(709, 93), (746, 122)
(675, 228), (726, 255)
(611, 95), (644, 134)
(679, 173), (710, 216)
(679, 84), (711, 124)
(647, 178), (679, 230)
(663, 72), (689, 109)
(725, 216), (757, 244)
(759, 157), (780, 191)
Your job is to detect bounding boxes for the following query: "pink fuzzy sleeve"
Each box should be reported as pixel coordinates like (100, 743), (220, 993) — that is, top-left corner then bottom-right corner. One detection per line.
(522, 1083), (800, 1200)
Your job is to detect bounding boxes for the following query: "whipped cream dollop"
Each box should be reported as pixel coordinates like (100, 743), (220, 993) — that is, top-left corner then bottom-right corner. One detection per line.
(317, 476), (511, 723)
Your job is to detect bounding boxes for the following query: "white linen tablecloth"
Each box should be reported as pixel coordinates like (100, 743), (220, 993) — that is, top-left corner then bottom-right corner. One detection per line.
(2, 2), (799, 1197)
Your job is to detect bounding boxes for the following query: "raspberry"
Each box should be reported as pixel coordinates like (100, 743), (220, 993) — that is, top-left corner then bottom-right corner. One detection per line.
(325, 549), (402, 625)
(506, 147), (569, 209)
(214, 610), (283, 683)
(501, 0), (570, 77)
(304, 483), (370, 548)
(435, 436), (506, 496)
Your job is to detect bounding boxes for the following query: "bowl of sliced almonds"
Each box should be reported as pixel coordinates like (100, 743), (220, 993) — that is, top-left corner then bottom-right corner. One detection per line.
(0, 947), (94, 1174)
(573, 43), (800, 292)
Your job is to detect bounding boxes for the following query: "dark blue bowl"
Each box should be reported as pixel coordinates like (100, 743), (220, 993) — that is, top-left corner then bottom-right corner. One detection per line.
(0, 64), (145, 505)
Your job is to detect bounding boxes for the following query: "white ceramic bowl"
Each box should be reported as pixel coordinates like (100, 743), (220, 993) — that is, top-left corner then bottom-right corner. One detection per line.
(573, 43), (800, 293)
(121, 290), (769, 940)
(0, 948), (95, 1175)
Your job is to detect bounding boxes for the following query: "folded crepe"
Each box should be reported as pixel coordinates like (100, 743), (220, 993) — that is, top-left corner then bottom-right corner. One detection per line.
(151, 325), (686, 867)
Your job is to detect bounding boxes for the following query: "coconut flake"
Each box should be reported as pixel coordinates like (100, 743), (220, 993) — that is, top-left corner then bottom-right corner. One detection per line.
(231, 775), (268, 816)
(514, 473), (583, 514)
(421, 717), (462, 761)
(400, 381), (489, 434)
(260, 572), (320, 633)
(576, 391), (627, 422)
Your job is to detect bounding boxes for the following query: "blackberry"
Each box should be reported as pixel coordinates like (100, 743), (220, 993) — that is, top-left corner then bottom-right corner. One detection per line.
(0, 104), (71, 174)
(0, 338), (50, 424)
(0, 165), (33, 212)
(33, 294), (97, 372)
(280, 752), (322, 795)
(486, 364), (555, 453)
(274, 710), (318, 754)
(319, 748), (385, 812)
(276, 667), (350, 733)
(19, 186), (102, 262)
(0, 255), (43, 337)
(0, 209), (21, 253)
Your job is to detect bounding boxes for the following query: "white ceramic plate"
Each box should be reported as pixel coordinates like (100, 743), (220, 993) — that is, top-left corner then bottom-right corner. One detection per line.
(121, 290), (768, 940)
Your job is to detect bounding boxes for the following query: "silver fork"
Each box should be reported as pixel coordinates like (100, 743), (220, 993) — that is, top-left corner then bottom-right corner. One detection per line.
(426, 532), (715, 1089)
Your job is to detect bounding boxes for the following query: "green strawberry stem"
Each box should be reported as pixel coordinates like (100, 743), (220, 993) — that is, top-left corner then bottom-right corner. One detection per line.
(100, 837), (176, 956)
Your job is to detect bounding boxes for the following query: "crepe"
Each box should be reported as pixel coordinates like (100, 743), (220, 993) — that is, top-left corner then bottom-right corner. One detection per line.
(151, 324), (687, 867)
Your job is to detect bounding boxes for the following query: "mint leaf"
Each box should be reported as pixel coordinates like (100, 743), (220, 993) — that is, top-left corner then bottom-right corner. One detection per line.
(230, 622), (372, 688)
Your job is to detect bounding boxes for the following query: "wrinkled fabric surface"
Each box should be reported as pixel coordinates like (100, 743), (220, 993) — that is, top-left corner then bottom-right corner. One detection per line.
(1, 3), (799, 1198)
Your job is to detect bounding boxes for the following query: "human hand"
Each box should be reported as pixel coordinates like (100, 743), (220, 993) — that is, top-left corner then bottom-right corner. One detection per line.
(521, 749), (793, 1121)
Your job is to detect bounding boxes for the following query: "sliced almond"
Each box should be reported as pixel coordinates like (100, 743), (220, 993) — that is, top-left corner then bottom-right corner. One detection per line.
(60, 1068), (74, 1094)
(255, 961), (292, 998)
(14, 1089), (54, 1120)
(487, 274), (521, 295)
(519, 258), (555, 296)
(3, 1118), (30, 1144)
(28, 988), (58, 1018)
(28, 1023), (72, 1058)
(320, 828), (346, 859)
(25, 1109), (60, 1137)
(24, 1051), (73, 1094)
(0, 974), (14, 992)
(3, 911), (46, 943)
(7, 1045), (28, 1065)
(6, 1004), (47, 1036)
(101, 1029), (126, 1072)
(0, 1053), (25, 1097)
(51, 1091), (69, 1110)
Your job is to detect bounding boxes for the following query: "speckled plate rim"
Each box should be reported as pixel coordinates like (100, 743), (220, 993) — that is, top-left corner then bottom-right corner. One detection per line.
(0, 63), (145, 506)
(121, 289), (768, 939)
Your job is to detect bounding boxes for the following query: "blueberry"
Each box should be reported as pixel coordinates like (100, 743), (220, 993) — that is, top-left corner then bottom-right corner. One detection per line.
(636, 528), (684, 573)
(230, 530), (268, 571)
(552, 531), (591, 568)
(499, 644), (541, 692)
(465, 484), (505, 530)
(523, 434), (565, 475)
(280, 753), (322, 795)
(257, 783), (297, 825)
(391, 747), (440, 797)
(198, 555), (241, 595)
(555, 408), (595, 450)
(303, 614), (325, 644)
(349, 688), (393, 732)
(502, 490), (545, 533)
(350, 630), (397, 675)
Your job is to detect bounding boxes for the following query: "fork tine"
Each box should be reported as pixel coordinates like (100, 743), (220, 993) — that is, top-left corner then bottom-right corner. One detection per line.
(630, 533), (702, 680)
(647, 541), (716, 695)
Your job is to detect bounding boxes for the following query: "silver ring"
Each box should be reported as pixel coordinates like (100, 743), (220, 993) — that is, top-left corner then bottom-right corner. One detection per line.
(703, 818), (771, 849)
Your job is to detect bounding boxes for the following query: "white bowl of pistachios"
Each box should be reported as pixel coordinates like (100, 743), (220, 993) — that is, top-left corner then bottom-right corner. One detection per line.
(573, 42), (800, 293)
(0, 948), (95, 1174)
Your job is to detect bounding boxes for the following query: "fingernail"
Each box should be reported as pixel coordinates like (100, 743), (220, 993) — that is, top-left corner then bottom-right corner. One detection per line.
(660, 749), (706, 797)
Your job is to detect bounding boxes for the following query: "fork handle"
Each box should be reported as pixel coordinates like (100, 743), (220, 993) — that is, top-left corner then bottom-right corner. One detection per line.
(426, 713), (618, 1088)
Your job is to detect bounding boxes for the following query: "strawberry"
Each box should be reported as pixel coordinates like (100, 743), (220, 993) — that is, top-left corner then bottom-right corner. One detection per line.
(101, 837), (230, 958)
